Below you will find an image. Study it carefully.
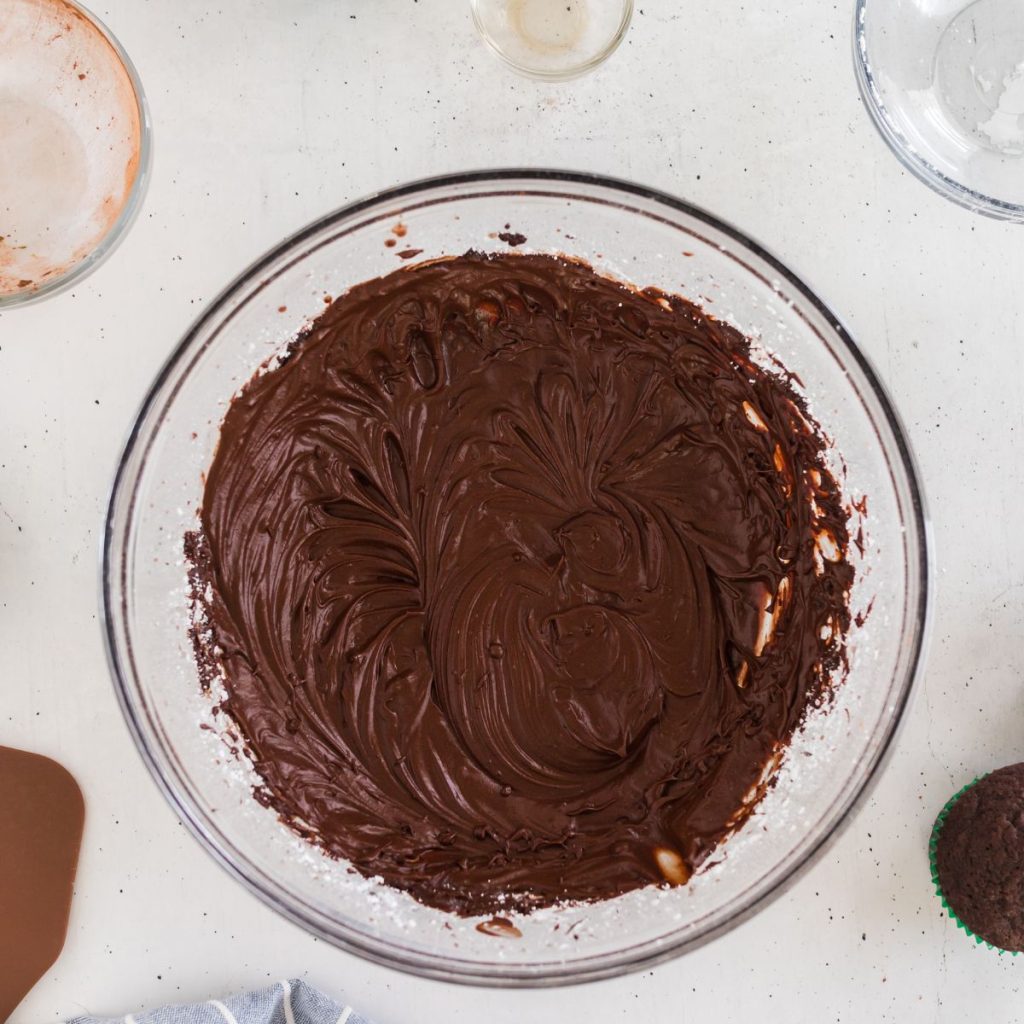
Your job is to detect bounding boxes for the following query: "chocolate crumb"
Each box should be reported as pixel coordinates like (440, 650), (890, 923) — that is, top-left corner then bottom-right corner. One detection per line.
(476, 916), (523, 939)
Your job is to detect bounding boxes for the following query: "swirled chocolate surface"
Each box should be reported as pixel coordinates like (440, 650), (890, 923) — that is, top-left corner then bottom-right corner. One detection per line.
(188, 252), (853, 916)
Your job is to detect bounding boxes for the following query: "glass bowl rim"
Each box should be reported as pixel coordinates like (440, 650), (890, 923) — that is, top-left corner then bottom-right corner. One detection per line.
(852, 0), (1024, 223)
(102, 167), (932, 986)
(0, 0), (153, 309)
(469, 0), (634, 81)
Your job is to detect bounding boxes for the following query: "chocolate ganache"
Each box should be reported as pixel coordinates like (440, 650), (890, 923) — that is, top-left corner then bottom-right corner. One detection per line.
(188, 252), (853, 916)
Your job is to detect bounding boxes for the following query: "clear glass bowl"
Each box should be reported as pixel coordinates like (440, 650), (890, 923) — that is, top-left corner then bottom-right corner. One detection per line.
(0, 0), (151, 306)
(471, 0), (633, 80)
(103, 170), (930, 986)
(855, 0), (1024, 221)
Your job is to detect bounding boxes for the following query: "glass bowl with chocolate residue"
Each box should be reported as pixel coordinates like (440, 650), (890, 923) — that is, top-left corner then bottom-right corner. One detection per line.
(0, 0), (150, 306)
(103, 170), (930, 985)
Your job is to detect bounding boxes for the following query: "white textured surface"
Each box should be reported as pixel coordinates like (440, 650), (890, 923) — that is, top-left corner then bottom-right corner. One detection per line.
(2, 1), (1024, 1021)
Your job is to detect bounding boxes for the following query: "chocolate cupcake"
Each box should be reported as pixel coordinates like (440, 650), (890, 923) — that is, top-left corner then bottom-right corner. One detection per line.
(931, 764), (1024, 953)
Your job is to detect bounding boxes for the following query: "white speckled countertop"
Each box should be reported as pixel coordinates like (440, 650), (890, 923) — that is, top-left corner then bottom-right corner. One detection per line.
(3, 2), (1024, 1021)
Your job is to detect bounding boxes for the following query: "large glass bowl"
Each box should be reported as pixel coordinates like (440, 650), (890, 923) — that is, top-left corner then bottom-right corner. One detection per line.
(103, 171), (930, 986)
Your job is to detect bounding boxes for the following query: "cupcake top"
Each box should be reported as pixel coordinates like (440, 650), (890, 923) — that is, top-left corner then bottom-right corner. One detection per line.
(935, 763), (1024, 952)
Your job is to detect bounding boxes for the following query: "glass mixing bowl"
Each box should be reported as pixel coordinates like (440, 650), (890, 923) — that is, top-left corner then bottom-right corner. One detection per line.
(0, 0), (151, 306)
(103, 170), (930, 985)
(855, 0), (1024, 220)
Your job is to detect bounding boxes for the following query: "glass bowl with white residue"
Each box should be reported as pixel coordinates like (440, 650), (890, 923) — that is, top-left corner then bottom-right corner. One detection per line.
(104, 170), (930, 985)
(471, 0), (633, 80)
(855, 0), (1024, 220)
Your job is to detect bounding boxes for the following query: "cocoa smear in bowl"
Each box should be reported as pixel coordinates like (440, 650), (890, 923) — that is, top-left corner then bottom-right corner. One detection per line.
(187, 252), (854, 917)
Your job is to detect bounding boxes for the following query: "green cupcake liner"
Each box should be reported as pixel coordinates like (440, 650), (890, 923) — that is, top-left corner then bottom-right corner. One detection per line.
(929, 773), (1019, 956)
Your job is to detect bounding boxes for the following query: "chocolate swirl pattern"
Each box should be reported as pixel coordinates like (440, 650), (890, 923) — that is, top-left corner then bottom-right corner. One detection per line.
(189, 253), (853, 915)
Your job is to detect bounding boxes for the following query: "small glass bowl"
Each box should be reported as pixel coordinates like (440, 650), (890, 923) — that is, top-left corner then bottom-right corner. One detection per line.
(855, 0), (1024, 221)
(0, 0), (151, 307)
(471, 0), (633, 80)
(104, 170), (930, 985)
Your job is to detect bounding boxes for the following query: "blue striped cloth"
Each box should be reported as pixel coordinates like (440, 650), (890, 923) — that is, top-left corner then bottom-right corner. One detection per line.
(67, 980), (369, 1024)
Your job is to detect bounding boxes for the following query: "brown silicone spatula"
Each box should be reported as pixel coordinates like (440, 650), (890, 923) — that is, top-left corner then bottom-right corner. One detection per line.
(0, 746), (84, 1023)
